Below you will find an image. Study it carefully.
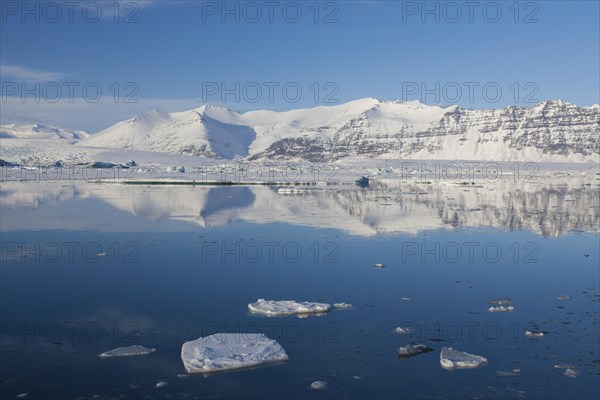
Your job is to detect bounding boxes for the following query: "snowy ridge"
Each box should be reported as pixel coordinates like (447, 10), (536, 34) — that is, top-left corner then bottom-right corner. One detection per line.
(1, 123), (90, 141)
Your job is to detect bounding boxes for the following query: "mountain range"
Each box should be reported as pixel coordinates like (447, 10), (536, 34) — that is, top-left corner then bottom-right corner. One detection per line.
(2, 98), (599, 163)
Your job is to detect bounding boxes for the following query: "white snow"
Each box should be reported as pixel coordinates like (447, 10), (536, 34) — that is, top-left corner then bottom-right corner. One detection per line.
(440, 347), (488, 370)
(180, 333), (288, 374)
(248, 299), (332, 316)
(98, 345), (156, 358)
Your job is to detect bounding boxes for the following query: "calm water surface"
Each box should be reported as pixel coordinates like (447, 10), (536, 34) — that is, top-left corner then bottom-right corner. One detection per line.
(1, 179), (599, 399)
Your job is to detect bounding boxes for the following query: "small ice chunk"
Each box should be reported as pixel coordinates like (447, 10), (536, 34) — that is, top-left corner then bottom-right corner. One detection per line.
(487, 298), (512, 306)
(525, 331), (544, 338)
(17, 394), (28, 399)
(496, 369), (520, 377)
(558, 295), (572, 300)
(554, 363), (574, 369)
(181, 333), (288, 374)
(398, 344), (433, 357)
(248, 299), (331, 316)
(401, 297), (412, 301)
(310, 381), (328, 390)
(332, 303), (352, 310)
(440, 347), (487, 370)
(372, 263), (385, 269)
(395, 326), (411, 334)
(155, 381), (168, 388)
(561, 368), (579, 378)
(99, 345), (156, 358)
(488, 306), (514, 313)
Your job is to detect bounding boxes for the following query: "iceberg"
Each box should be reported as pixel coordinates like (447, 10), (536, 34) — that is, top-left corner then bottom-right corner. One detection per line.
(181, 333), (288, 374)
(394, 326), (412, 334)
(155, 381), (168, 388)
(99, 345), (156, 358)
(398, 344), (433, 357)
(248, 299), (332, 316)
(372, 263), (385, 269)
(440, 347), (487, 370)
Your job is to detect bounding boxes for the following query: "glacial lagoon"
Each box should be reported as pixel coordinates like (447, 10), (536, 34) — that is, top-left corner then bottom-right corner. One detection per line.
(1, 169), (599, 399)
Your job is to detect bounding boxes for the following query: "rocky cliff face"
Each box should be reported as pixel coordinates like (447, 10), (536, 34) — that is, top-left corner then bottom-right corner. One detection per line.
(250, 100), (599, 162)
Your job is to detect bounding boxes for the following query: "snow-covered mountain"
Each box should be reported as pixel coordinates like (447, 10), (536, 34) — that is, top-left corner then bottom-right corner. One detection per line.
(1, 123), (90, 142)
(78, 106), (255, 159)
(78, 99), (599, 163)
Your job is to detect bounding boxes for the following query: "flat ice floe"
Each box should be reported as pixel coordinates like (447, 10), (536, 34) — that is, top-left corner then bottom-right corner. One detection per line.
(488, 305), (514, 312)
(181, 333), (288, 374)
(332, 303), (353, 310)
(248, 299), (332, 316)
(398, 344), (433, 357)
(99, 345), (156, 358)
(440, 347), (487, 370)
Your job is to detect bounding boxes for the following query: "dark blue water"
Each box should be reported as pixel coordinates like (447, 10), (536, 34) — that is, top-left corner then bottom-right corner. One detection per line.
(1, 184), (599, 399)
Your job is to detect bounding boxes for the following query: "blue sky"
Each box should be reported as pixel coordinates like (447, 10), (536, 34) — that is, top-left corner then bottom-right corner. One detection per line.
(1, 0), (599, 131)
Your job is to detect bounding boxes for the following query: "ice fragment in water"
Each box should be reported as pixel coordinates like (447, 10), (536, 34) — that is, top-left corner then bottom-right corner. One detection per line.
(488, 306), (514, 313)
(440, 347), (487, 370)
(398, 344), (433, 357)
(248, 299), (331, 316)
(487, 298), (512, 306)
(372, 263), (385, 269)
(332, 303), (352, 309)
(561, 368), (579, 378)
(181, 333), (288, 374)
(558, 295), (572, 300)
(99, 345), (156, 358)
(496, 369), (520, 377)
(525, 331), (544, 338)
(155, 381), (168, 388)
(310, 381), (328, 390)
(395, 326), (411, 334)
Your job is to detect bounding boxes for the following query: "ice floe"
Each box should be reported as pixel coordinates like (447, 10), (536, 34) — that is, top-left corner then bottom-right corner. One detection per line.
(332, 303), (353, 310)
(181, 333), (288, 374)
(496, 369), (520, 377)
(398, 344), (433, 357)
(155, 381), (168, 388)
(372, 263), (385, 269)
(440, 347), (487, 370)
(310, 380), (328, 390)
(487, 298), (513, 306)
(488, 305), (514, 313)
(98, 345), (156, 358)
(248, 299), (333, 316)
(558, 295), (572, 300)
(561, 368), (579, 378)
(525, 330), (544, 338)
(394, 326), (411, 334)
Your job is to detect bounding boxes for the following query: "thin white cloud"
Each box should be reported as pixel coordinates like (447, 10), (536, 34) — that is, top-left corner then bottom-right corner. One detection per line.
(1, 64), (65, 82)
